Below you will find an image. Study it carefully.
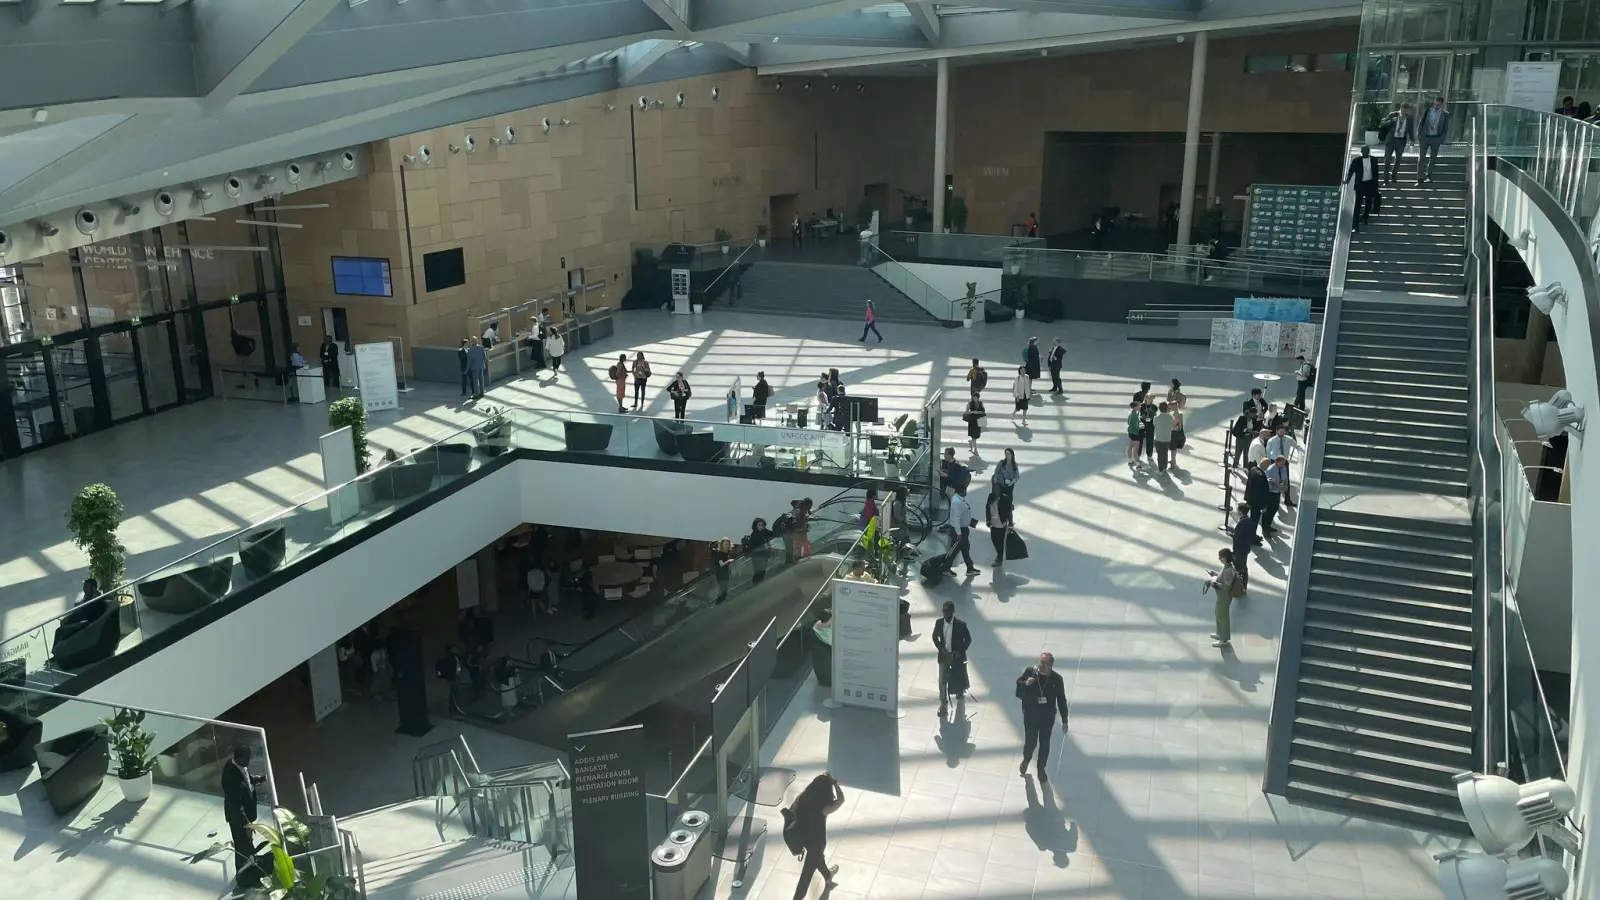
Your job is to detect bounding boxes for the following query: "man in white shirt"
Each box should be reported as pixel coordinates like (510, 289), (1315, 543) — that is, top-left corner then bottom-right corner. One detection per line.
(482, 321), (500, 349)
(945, 489), (979, 576)
(1266, 425), (1299, 509)
(1246, 428), (1271, 473)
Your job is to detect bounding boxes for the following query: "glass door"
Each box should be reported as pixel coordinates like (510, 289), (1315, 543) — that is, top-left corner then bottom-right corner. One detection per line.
(97, 327), (145, 424)
(2, 348), (61, 455)
(49, 339), (100, 437)
(1394, 52), (1453, 110)
(137, 319), (181, 410)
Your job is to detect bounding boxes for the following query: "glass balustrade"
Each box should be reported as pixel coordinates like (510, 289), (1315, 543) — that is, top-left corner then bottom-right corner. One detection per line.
(1002, 246), (1329, 295)
(880, 230), (1045, 265)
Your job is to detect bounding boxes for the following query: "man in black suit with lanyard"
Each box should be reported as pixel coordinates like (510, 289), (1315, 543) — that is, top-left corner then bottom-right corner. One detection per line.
(224, 744), (266, 893)
(1015, 652), (1070, 783)
(933, 600), (972, 719)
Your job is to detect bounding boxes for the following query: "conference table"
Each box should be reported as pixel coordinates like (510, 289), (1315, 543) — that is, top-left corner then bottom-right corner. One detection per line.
(592, 561), (644, 588)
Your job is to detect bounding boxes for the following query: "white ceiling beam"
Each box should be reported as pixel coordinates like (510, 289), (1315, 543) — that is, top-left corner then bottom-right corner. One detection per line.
(693, 0), (888, 36)
(941, 0), (1197, 14)
(905, 2), (939, 45)
(194, 0), (345, 110)
(0, 115), (178, 211)
(619, 39), (679, 85)
(639, 0), (691, 35)
(706, 41), (752, 66)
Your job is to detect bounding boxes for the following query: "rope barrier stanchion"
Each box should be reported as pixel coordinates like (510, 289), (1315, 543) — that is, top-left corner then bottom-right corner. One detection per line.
(1217, 429), (1236, 527)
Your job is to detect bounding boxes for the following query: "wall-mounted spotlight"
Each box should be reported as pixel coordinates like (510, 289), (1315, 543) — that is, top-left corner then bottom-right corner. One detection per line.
(315, 160), (332, 174)
(74, 208), (100, 236)
(542, 117), (552, 134)
(193, 187), (214, 202)
(830, 84), (840, 92)
(773, 81), (783, 92)
(340, 150), (357, 170)
(153, 191), (175, 217)
(560, 118), (572, 128)
(803, 83), (811, 92)
(856, 83), (864, 93)
(34, 221), (58, 239)
(605, 103), (616, 112)
(117, 201), (141, 218)
(417, 145), (433, 165)
(675, 91), (686, 107)
(1527, 282), (1565, 315)
(224, 176), (243, 198)
(284, 163), (303, 185)
(711, 85), (721, 101)
(402, 153), (417, 165)
(0, 230), (11, 257)
(637, 96), (649, 110)
(1522, 390), (1586, 440)
(1511, 228), (1535, 251)
(490, 126), (516, 146)
(450, 135), (476, 154)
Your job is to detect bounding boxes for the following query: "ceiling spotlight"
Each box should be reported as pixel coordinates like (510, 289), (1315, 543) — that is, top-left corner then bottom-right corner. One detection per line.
(0, 230), (10, 256)
(417, 145), (432, 164)
(605, 103), (616, 112)
(284, 163), (303, 185)
(403, 153), (417, 164)
(637, 96), (649, 110)
(1521, 391), (1587, 441)
(831, 84), (839, 92)
(1528, 282), (1567, 315)
(1434, 850), (1569, 900)
(1511, 228), (1535, 250)
(74, 208), (100, 236)
(856, 83), (864, 92)
(650, 99), (664, 108)
(315, 160), (332, 173)
(117, 201), (141, 217)
(465, 134), (477, 152)
(711, 85), (721, 101)
(256, 173), (277, 188)
(224, 176), (243, 198)
(34, 221), (59, 239)
(153, 191), (175, 217)
(560, 118), (572, 128)
(803, 83), (811, 92)
(192, 187), (214, 202)
(542, 117), (552, 134)
(675, 91), (685, 107)
(340, 150), (357, 170)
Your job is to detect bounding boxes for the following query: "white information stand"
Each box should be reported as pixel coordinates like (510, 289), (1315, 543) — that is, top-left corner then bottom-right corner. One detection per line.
(1504, 61), (1562, 112)
(308, 644), (343, 722)
(826, 579), (904, 718)
(354, 341), (398, 412)
(319, 426), (361, 527)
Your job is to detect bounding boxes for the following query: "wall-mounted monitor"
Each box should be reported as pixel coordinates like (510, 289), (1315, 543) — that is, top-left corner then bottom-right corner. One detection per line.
(423, 247), (466, 293)
(331, 256), (393, 297)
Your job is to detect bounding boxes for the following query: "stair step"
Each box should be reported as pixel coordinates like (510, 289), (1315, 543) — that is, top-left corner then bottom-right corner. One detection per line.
(1294, 698), (1472, 751)
(1323, 433), (1470, 465)
(1299, 654), (1473, 703)
(1303, 623), (1473, 667)
(1302, 637), (1472, 687)
(1323, 414), (1468, 441)
(1324, 402), (1467, 429)
(1287, 762), (1465, 821)
(1309, 570), (1471, 608)
(1312, 553), (1473, 590)
(1331, 365), (1467, 388)
(1308, 537), (1473, 575)
(1283, 783), (1470, 836)
(1320, 466), (1468, 494)
(1307, 601), (1473, 650)
(1303, 587), (1474, 627)
(1299, 674), (1472, 726)
(1314, 520), (1473, 558)
(1321, 444), (1469, 473)
(1290, 721), (1473, 771)
(1317, 506), (1471, 537)
(1328, 386), (1468, 410)
(1292, 741), (1466, 793)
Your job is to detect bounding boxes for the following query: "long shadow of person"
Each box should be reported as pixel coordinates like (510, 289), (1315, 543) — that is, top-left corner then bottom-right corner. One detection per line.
(933, 700), (977, 768)
(1023, 776), (1080, 868)
(1214, 643), (1263, 692)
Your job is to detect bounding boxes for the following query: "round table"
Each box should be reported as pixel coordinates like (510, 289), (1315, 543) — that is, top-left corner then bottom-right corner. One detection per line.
(592, 561), (644, 587)
(621, 534), (668, 549)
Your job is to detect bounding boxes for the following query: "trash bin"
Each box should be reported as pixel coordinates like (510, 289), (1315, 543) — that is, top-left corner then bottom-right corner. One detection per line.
(651, 810), (712, 900)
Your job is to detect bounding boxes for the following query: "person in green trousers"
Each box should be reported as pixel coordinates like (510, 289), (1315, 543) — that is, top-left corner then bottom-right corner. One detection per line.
(1207, 548), (1242, 648)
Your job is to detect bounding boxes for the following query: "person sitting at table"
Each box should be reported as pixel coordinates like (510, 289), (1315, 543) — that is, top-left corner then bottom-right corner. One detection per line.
(710, 537), (736, 602)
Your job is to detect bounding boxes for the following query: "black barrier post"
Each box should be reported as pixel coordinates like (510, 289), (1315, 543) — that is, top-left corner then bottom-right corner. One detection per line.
(1217, 429), (1235, 513)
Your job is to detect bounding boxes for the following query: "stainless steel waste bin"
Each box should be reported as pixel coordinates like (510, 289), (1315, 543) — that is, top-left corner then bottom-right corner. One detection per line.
(651, 810), (713, 900)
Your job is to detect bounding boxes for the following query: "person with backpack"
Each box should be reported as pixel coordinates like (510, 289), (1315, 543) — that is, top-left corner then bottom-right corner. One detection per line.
(938, 447), (970, 498)
(631, 352), (652, 410)
(1206, 548), (1245, 648)
(773, 505), (798, 562)
(782, 773), (844, 897)
(1293, 354), (1315, 410)
(967, 358), (989, 397)
(610, 355), (629, 413)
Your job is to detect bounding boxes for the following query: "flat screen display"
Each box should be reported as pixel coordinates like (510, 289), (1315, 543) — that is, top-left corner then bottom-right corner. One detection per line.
(423, 247), (466, 292)
(331, 256), (392, 297)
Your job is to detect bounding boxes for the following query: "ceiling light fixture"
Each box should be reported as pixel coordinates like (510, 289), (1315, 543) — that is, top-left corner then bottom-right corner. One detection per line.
(153, 191), (175, 217)
(284, 163), (303, 185)
(340, 150), (357, 170)
(223, 176), (243, 198)
(34, 221), (59, 238)
(117, 201), (141, 217)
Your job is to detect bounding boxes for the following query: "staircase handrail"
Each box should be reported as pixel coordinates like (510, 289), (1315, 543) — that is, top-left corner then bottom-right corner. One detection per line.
(699, 236), (762, 299)
(1261, 99), (1360, 797)
(862, 235), (962, 321)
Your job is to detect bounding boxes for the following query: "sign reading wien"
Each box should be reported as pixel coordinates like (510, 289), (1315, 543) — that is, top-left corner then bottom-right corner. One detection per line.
(568, 724), (650, 899)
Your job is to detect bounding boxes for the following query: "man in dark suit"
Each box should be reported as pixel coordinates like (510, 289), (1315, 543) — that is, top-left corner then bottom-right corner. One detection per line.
(932, 600), (972, 719)
(1380, 102), (1415, 185)
(1244, 459), (1274, 541)
(224, 744), (266, 893)
(1242, 388), (1269, 430)
(1416, 96), (1451, 184)
(1230, 503), (1257, 590)
(1345, 145), (1381, 232)
(1015, 652), (1070, 783)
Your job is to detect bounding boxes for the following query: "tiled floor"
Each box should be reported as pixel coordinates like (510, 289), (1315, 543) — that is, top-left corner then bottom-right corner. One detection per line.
(1, 308), (1460, 898)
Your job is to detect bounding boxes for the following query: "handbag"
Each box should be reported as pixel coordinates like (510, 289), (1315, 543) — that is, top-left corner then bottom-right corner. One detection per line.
(1228, 572), (1246, 598)
(1004, 529), (1029, 561)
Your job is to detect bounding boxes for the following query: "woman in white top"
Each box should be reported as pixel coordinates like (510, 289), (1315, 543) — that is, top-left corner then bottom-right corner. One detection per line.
(1010, 366), (1032, 427)
(545, 330), (566, 373)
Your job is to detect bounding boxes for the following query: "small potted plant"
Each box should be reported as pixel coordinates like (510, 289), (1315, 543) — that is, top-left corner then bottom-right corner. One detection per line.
(885, 413), (919, 475)
(756, 224), (768, 248)
(104, 707), (156, 802)
(1362, 103), (1383, 147)
(714, 227), (732, 254)
(475, 405), (511, 456)
(960, 281), (980, 328)
(855, 196), (874, 234)
(66, 483), (134, 632)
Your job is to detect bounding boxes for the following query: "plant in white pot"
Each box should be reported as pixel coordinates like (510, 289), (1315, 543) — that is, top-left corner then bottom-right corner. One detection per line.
(104, 707), (156, 802)
(756, 224), (768, 248)
(714, 227), (732, 254)
(959, 281), (980, 328)
(474, 405), (512, 456)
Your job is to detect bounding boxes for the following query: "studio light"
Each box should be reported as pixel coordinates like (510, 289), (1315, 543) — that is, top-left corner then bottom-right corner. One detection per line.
(711, 85), (721, 101)
(1528, 283), (1567, 315)
(417, 145), (432, 165)
(74, 208), (100, 236)
(1435, 851), (1568, 900)
(542, 117), (552, 134)
(224, 176), (243, 198)
(402, 153), (417, 165)
(1511, 228), (1535, 251)
(192, 187), (214, 202)
(315, 160), (332, 173)
(0, 230), (11, 256)
(256, 173), (277, 188)
(1521, 390), (1586, 441)
(675, 91), (685, 107)
(33, 221), (58, 239)
(284, 162), (302, 184)
(117, 201), (141, 218)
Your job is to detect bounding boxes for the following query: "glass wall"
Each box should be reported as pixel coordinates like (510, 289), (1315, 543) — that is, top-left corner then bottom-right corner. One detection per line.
(0, 215), (289, 459)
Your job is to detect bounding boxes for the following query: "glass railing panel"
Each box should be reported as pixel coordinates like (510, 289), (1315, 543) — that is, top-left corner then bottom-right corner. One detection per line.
(1004, 245), (1327, 293)
(3, 684), (278, 807)
(756, 538), (869, 742)
(879, 231), (1047, 264)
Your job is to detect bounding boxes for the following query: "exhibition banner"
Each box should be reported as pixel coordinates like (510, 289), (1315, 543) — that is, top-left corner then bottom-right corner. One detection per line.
(712, 423), (850, 451)
(1232, 298), (1311, 323)
(308, 644), (342, 722)
(569, 724), (650, 900)
(354, 341), (398, 412)
(830, 579), (901, 712)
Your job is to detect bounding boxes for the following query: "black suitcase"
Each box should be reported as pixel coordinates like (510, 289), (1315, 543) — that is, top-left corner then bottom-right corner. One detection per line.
(920, 556), (947, 586)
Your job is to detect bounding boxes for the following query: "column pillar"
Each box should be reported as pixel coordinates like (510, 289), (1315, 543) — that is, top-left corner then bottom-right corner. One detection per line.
(1206, 132), (1222, 206)
(1176, 31), (1209, 246)
(932, 57), (950, 233)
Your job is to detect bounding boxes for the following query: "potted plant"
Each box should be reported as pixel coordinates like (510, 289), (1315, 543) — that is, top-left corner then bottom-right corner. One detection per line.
(327, 398), (370, 474)
(885, 413), (919, 475)
(756, 224), (768, 248)
(946, 195), (969, 234)
(103, 707), (156, 802)
(1362, 103), (1383, 147)
(66, 483), (135, 631)
(959, 281), (980, 328)
(246, 822), (360, 900)
(714, 227), (732, 254)
(855, 196), (874, 234)
(474, 405), (511, 456)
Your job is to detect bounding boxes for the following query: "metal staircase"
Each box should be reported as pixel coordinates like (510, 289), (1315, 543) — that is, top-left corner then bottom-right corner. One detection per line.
(1345, 157), (1467, 294)
(735, 261), (941, 325)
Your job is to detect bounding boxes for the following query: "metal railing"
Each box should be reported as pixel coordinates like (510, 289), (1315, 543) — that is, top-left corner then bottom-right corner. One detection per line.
(697, 236), (764, 304)
(1002, 245), (1329, 294)
(1262, 99), (1360, 797)
(860, 235), (964, 321)
(880, 230), (1045, 265)
(1125, 304), (1324, 343)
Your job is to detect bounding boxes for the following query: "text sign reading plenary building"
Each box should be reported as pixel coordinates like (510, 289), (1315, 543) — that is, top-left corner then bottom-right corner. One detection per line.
(568, 724), (650, 900)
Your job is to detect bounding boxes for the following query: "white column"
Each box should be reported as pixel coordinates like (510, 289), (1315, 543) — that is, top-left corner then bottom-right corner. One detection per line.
(932, 57), (950, 233)
(1206, 132), (1222, 206)
(1176, 32), (1209, 246)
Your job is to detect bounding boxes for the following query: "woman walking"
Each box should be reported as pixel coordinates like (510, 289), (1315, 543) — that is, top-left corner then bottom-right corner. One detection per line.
(784, 773), (844, 899)
(1010, 366), (1031, 427)
(611, 355), (629, 413)
(993, 447), (1020, 496)
(963, 393), (986, 455)
(859, 299), (884, 344)
(1169, 401), (1187, 468)
(986, 488), (1015, 567)
(668, 373), (692, 420)
(1023, 337), (1042, 396)
(545, 329), (566, 373)
(631, 352), (652, 410)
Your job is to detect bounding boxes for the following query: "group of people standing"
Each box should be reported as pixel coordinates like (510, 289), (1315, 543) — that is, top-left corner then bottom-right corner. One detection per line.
(604, 351), (691, 418)
(1125, 379), (1187, 472)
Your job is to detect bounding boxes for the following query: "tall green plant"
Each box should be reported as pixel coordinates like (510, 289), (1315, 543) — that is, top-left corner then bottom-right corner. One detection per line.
(327, 398), (369, 474)
(713, 227), (732, 244)
(247, 823), (360, 900)
(960, 281), (980, 318)
(66, 483), (126, 591)
(103, 707), (156, 780)
(946, 195), (969, 233)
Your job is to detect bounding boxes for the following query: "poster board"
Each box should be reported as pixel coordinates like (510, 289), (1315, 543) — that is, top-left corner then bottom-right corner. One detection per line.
(1505, 61), (1562, 112)
(309, 644), (343, 722)
(829, 579), (901, 713)
(319, 426), (360, 526)
(1243, 185), (1339, 252)
(1233, 298), (1312, 322)
(354, 341), (398, 412)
